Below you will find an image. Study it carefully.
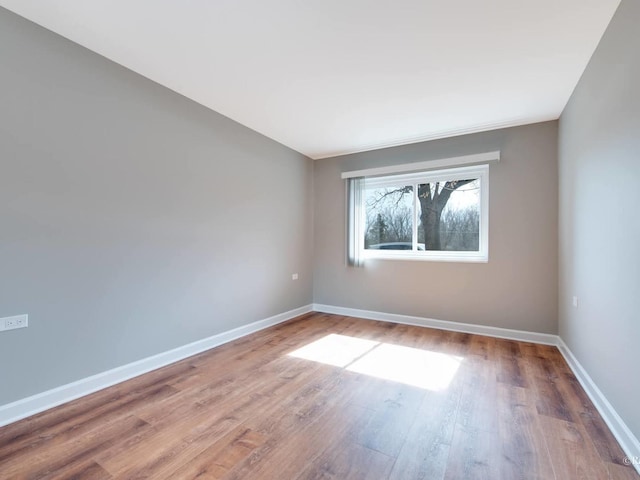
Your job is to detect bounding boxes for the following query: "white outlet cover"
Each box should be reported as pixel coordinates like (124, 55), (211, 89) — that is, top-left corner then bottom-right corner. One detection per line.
(0, 314), (29, 332)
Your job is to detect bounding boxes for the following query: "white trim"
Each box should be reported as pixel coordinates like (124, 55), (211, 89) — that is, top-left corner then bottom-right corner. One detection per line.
(340, 151), (500, 179)
(556, 338), (640, 474)
(361, 252), (489, 263)
(312, 304), (556, 345)
(312, 303), (640, 473)
(357, 164), (489, 263)
(3, 301), (638, 475)
(0, 304), (313, 427)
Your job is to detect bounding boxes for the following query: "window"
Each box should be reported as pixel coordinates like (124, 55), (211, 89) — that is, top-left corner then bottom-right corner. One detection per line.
(349, 164), (489, 263)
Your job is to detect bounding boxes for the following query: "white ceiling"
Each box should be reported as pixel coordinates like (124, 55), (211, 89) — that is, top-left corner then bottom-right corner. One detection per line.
(0, 1), (620, 159)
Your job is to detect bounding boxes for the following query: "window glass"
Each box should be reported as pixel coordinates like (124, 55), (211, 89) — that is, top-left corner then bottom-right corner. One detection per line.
(417, 179), (480, 252)
(354, 164), (489, 262)
(364, 185), (413, 251)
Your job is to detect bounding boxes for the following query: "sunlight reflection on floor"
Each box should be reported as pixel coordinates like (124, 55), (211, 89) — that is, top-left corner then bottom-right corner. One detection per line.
(288, 333), (463, 391)
(287, 334), (378, 367)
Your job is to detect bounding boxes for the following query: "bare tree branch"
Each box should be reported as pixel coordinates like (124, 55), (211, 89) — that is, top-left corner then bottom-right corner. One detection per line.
(367, 186), (412, 209)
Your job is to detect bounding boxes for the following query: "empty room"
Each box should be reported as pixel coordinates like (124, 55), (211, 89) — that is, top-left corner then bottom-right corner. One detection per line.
(0, 1), (638, 479)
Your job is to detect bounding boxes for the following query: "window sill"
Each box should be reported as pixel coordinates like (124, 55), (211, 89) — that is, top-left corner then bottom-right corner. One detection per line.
(361, 251), (488, 263)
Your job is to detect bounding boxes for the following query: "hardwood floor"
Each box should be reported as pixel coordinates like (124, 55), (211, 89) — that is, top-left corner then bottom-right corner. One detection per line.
(0, 312), (637, 479)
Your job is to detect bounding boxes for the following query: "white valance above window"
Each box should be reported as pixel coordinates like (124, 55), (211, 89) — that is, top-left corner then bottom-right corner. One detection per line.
(341, 150), (500, 179)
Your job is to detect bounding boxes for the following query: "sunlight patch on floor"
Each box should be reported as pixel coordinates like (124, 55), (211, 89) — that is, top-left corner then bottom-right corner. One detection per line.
(287, 333), (463, 391)
(347, 342), (462, 391)
(287, 333), (378, 367)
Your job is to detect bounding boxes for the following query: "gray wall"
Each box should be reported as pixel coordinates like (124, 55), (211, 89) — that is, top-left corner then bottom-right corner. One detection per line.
(559, 0), (640, 439)
(0, 8), (313, 405)
(314, 122), (558, 333)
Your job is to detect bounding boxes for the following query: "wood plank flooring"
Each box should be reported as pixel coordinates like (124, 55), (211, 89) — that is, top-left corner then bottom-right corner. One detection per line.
(0, 312), (637, 479)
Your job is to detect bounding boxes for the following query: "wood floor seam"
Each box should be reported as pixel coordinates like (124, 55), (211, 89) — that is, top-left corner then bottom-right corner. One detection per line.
(0, 313), (636, 480)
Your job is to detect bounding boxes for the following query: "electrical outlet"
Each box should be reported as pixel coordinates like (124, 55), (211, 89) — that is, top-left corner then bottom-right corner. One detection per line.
(0, 314), (29, 332)
(292, 273), (299, 280)
(572, 296), (578, 308)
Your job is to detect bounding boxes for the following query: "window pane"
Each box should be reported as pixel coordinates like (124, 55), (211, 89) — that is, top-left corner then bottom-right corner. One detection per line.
(417, 179), (480, 251)
(364, 185), (414, 250)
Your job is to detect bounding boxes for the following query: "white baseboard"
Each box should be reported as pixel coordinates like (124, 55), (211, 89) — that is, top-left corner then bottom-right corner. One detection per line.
(313, 303), (640, 474)
(557, 339), (640, 474)
(0, 304), (312, 428)
(312, 303), (558, 345)
(3, 302), (638, 476)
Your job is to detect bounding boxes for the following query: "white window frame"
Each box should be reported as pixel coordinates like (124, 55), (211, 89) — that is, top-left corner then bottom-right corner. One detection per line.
(358, 164), (489, 263)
